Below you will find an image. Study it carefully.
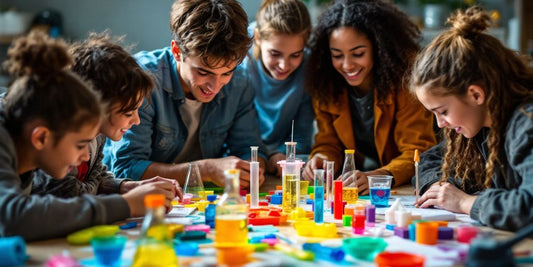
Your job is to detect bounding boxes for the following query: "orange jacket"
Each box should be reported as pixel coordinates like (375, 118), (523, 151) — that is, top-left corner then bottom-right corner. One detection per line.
(310, 88), (436, 186)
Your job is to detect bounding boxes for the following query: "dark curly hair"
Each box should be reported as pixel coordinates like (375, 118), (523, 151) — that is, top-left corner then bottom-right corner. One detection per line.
(306, 0), (420, 104)
(2, 31), (102, 144)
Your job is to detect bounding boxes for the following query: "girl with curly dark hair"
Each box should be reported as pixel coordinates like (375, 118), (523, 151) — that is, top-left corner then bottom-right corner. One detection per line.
(302, 0), (436, 193)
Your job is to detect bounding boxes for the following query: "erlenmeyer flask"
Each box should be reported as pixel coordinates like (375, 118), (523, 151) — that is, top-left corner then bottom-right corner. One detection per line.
(184, 162), (205, 202)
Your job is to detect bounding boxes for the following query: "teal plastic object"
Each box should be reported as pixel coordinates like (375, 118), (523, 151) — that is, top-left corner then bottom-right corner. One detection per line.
(342, 237), (387, 261)
(0, 236), (28, 266)
(90, 235), (127, 266)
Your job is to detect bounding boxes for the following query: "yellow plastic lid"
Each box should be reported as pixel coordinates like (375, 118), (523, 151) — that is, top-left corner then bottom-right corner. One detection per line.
(345, 149), (355, 154)
(145, 194), (165, 208)
(226, 169), (239, 175)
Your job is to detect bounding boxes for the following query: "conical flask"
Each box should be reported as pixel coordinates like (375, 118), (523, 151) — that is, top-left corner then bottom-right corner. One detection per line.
(184, 162), (204, 202)
(341, 149), (358, 204)
(132, 194), (177, 267)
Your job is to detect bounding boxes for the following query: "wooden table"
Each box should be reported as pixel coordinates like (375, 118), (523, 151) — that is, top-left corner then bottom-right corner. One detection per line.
(25, 182), (533, 266)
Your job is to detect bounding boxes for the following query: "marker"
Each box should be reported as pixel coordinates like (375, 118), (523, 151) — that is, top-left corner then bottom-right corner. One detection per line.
(414, 149), (420, 208)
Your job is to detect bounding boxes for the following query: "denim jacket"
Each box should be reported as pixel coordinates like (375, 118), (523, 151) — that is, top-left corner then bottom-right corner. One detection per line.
(414, 102), (533, 231)
(103, 47), (268, 180)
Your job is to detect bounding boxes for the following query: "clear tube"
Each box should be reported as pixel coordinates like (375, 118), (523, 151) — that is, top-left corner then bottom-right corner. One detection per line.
(325, 161), (335, 212)
(314, 169), (325, 224)
(285, 141), (297, 162)
(250, 146), (259, 209)
(250, 146), (258, 162)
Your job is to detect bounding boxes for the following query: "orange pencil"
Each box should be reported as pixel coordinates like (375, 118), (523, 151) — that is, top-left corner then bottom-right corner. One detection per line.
(414, 149), (420, 207)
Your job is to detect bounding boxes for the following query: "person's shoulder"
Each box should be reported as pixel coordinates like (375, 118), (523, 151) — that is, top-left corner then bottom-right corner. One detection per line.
(506, 101), (533, 132)
(226, 64), (251, 92)
(134, 47), (172, 71)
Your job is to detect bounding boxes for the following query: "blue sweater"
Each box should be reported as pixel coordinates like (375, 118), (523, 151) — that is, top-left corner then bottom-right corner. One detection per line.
(241, 51), (314, 154)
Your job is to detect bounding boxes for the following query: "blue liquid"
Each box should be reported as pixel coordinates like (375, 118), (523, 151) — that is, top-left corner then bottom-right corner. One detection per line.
(205, 204), (216, 228)
(370, 187), (390, 207)
(314, 186), (324, 223)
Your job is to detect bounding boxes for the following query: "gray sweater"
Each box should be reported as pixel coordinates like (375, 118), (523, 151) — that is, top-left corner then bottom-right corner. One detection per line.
(31, 134), (128, 197)
(0, 116), (130, 241)
(414, 103), (533, 231)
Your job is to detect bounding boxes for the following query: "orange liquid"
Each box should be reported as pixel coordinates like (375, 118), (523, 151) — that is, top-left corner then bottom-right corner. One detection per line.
(215, 215), (248, 247)
(343, 187), (359, 204)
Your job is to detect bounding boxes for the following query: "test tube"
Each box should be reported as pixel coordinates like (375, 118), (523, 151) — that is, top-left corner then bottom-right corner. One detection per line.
(325, 161), (335, 212)
(314, 169), (325, 224)
(334, 180), (343, 220)
(250, 146), (259, 209)
(285, 141), (296, 162)
(352, 204), (366, 235)
(280, 160), (302, 213)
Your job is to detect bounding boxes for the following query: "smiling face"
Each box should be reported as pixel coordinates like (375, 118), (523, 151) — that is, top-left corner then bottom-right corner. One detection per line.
(100, 101), (142, 141)
(329, 26), (374, 93)
(171, 41), (236, 103)
(256, 32), (305, 81)
(415, 86), (489, 138)
(37, 122), (100, 178)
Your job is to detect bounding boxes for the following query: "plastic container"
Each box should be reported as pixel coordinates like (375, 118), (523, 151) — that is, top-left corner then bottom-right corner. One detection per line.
(342, 237), (387, 261)
(375, 252), (425, 267)
(90, 235), (127, 266)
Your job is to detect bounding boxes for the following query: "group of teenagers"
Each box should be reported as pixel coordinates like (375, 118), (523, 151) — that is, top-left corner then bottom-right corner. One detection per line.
(0, 0), (532, 242)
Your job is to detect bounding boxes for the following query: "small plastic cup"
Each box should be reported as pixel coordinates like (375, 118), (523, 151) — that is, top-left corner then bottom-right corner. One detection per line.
(90, 235), (127, 266)
(368, 175), (393, 207)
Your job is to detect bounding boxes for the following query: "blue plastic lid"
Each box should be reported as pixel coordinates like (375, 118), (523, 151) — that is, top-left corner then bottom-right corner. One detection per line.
(207, 195), (217, 202)
(270, 195), (282, 204)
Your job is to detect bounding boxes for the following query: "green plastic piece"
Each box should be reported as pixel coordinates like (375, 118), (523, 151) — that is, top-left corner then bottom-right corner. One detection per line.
(67, 225), (119, 245)
(307, 186), (314, 194)
(259, 193), (268, 197)
(251, 243), (268, 252)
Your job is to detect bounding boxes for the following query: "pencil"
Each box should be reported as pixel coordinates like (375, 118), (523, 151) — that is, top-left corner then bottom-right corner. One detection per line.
(414, 149), (420, 208)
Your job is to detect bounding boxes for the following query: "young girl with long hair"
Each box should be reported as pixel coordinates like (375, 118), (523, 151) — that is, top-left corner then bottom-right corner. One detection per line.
(412, 6), (533, 231)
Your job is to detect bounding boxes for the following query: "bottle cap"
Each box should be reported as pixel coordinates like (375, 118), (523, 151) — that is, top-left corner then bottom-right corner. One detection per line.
(207, 194), (217, 202)
(145, 194), (165, 208)
(345, 149), (355, 154)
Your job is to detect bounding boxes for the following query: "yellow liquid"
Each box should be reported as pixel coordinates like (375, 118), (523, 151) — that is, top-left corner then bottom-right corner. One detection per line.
(282, 174), (299, 213)
(215, 215), (248, 247)
(343, 187), (359, 204)
(133, 243), (178, 267)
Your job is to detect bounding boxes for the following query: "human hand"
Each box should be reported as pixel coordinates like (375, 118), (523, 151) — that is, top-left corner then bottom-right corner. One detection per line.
(302, 154), (327, 181)
(120, 177), (183, 200)
(122, 181), (177, 217)
(417, 182), (476, 214)
(341, 170), (369, 195)
(267, 153), (285, 177)
(202, 156), (264, 188)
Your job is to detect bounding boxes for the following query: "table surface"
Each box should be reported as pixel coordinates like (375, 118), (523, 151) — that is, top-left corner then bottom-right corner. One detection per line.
(25, 177), (533, 266)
